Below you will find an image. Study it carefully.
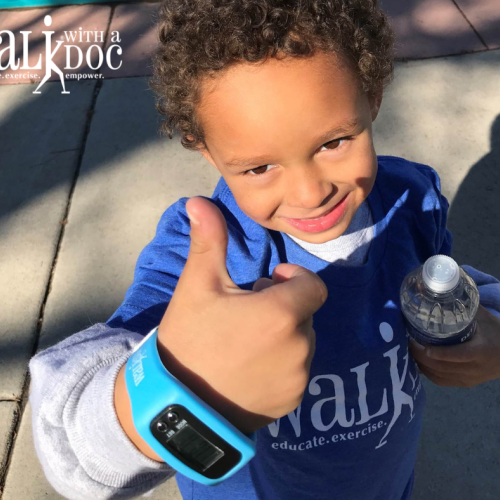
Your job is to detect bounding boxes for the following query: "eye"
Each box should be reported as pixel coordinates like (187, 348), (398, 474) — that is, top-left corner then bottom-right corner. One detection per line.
(319, 137), (350, 151)
(245, 164), (278, 176)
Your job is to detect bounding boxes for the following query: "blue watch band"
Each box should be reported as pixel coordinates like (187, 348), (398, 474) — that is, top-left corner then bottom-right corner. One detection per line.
(124, 326), (257, 485)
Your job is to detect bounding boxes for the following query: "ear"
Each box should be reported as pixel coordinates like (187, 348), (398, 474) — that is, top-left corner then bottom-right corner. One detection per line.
(370, 91), (383, 122)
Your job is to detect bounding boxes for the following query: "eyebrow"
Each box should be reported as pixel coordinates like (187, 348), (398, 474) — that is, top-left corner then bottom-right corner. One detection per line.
(224, 118), (361, 169)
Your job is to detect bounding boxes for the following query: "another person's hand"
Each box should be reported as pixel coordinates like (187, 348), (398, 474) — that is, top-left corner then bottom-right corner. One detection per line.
(156, 197), (328, 434)
(409, 304), (500, 388)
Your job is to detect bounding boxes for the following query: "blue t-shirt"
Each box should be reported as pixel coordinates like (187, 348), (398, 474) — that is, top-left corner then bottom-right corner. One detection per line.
(107, 156), (498, 500)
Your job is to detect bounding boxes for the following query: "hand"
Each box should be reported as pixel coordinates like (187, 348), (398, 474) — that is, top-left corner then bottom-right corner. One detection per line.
(409, 304), (500, 388)
(156, 197), (328, 434)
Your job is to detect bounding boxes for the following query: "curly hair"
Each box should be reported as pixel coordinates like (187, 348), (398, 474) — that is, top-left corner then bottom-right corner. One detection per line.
(149, 0), (395, 152)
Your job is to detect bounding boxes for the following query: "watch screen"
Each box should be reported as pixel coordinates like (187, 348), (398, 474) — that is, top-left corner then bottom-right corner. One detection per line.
(151, 405), (242, 479)
(167, 421), (224, 471)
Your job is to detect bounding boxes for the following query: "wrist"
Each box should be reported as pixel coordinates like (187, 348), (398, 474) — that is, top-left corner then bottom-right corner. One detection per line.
(120, 328), (257, 484)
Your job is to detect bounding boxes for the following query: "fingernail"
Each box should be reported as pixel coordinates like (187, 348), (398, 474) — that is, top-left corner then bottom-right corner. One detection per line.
(186, 205), (199, 225)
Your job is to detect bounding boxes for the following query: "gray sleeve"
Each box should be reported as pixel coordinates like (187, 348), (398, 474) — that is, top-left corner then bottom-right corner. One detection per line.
(28, 323), (176, 500)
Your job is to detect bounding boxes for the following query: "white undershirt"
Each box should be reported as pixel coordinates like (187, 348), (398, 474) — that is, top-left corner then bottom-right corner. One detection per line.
(286, 200), (374, 266)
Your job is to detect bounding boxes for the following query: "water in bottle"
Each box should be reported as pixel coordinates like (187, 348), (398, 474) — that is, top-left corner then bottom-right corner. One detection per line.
(400, 255), (480, 346)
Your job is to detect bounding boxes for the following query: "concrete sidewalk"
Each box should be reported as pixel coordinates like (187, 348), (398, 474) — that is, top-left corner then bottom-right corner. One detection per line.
(1, 1), (500, 499)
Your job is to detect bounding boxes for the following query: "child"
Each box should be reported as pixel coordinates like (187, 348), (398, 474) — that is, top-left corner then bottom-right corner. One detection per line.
(29, 0), (500, 499)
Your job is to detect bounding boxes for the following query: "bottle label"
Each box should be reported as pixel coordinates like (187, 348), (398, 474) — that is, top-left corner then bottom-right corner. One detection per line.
(404, 318), (477, 346)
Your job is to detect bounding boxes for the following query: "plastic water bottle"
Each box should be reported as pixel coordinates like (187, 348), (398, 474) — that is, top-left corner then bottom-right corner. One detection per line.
(400, 255), (480, 346)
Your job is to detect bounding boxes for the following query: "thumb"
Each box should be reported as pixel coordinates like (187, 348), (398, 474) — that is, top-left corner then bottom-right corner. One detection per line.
(179, 196), (239, 293)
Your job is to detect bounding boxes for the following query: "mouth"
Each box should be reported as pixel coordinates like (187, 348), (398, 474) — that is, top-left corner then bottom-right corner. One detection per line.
(281, 193), (350, 234)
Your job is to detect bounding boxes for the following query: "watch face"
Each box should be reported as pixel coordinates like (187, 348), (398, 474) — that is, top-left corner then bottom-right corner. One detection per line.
(151, 405), (243, 479)
(167, 419), (224, 470)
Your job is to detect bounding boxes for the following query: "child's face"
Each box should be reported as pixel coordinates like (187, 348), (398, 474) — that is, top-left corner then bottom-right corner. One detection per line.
(196, 51), (382, 244)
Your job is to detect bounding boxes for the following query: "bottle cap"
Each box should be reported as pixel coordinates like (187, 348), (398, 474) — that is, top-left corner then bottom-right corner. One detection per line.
(422, 255), (460, 293)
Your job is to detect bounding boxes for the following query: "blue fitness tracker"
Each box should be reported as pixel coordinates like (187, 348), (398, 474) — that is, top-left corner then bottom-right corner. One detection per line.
(124, 326), (257, 485)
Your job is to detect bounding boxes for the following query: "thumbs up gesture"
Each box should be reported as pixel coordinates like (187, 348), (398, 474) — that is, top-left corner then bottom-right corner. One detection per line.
(156, 197), (328, 435)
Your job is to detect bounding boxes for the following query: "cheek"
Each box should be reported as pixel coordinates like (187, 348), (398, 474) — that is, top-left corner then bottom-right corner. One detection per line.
(355, 157), (377, 194)
(345, 143), (377, 194)
(235, 189), (278, 222)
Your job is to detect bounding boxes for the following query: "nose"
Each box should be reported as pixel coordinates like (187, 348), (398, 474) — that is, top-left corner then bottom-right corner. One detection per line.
(284, 164), (335, 211)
